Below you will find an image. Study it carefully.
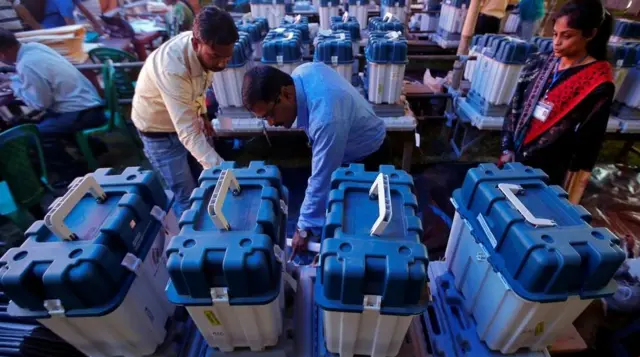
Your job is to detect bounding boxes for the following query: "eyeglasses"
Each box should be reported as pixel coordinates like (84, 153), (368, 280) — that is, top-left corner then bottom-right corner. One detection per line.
(261, 97), (280, 121)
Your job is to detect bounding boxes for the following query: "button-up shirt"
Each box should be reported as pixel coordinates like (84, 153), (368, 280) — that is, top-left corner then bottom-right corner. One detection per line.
(11, 42), (102, 112)
(293, 62), (386, 230)
(131, 32), (223, 169)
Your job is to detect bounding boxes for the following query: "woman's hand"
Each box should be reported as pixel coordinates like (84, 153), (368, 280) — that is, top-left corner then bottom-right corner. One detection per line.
(498, 150), (515, 167)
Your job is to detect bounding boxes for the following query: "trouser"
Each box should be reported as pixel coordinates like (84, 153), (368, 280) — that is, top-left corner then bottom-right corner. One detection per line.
(354, 136), (393, 170)
(518, 19), (542, 40)
(475, 13), (502, 34)
(36, 106), (106, 173)
(138, 131), (203, 218)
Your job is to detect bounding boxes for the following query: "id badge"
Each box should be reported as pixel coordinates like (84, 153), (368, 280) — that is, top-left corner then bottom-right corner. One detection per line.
(533, 100), (553, 122)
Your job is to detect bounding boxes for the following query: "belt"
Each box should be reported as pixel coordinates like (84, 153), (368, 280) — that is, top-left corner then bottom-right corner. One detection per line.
(138, 130), (176, 138)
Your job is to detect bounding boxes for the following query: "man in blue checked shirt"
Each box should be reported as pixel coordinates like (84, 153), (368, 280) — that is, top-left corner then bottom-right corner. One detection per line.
(242, 63), (391, 260)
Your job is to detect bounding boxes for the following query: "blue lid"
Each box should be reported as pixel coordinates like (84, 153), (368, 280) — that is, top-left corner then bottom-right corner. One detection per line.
(315, 165), (428, 316)
(381, 0), (406, 6)
(330, 16), (362, 41)
(531, 36), (553, 54)
(609, 43), (638, 68)
(314, 31), (354, 64)
(452, 163), (626, 302)
(262, 28), (303, 64)
(230, 33), (252, 68)
(237, 17), (269, 37)
(366, 31), (408, 64)
(0, 167), (174, 318)
(237, 23), (262, 42)
(442, 0), (469, 7)
(487, 38), (537, 65)
(347, 0), (369, 5)
(614, 19), (640, 39)
(320, 0), (340, 6)
(368, 16), (405, 33)
(427, 272), (550, 357)
(330, 164), (414, 189)
(280, 17), (311, 43)
(166, 162), (288, 306)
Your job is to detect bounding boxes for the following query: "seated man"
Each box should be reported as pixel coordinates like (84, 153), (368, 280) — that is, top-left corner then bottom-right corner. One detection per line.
(0, 29), (106, 171)
(164, 0), (195, 37)
(242, 64), (391, 260)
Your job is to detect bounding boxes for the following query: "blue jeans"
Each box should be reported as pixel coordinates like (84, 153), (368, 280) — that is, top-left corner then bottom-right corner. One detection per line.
(36, 107), (106, 171)
(139, 133), (202, 218)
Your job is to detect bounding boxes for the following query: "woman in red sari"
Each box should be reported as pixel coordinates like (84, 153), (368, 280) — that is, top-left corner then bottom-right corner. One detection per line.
(500, 0), (614, 203)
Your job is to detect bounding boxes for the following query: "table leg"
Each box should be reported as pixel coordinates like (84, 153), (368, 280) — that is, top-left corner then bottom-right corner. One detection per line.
(402, 135), (413, 172)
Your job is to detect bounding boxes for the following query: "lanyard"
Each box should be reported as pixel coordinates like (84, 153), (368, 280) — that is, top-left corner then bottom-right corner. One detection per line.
(545, 55), (589, 98)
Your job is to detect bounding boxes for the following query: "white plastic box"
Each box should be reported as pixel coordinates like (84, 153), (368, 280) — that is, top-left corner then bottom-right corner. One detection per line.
(250, 0), (285, 28)
(2, 170), (178, 357)
(438, 0), (468, 34)
(503, 11), (520, 34)
(420, 12), (440, 32)
(36, 221), (177, 357)
(186, 288), (284, 351)
(366, 32), (408, 104)
(322, 308), (414, 356)
(319, 5), (340, 29)
(348, 2), (369, 30)
(444, 212), (594, 354)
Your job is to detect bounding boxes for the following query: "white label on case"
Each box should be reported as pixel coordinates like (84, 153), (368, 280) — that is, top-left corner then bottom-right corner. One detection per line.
(277, 55), (284, 65)
(477, 213), (498, 248)
(331, 55), (338, 65)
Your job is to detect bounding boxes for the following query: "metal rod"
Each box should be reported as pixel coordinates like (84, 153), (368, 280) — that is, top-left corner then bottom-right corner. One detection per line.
(0, 61), (145, 72)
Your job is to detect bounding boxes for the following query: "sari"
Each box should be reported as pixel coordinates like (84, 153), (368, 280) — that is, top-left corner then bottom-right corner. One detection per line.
(501, 53), (614, 185)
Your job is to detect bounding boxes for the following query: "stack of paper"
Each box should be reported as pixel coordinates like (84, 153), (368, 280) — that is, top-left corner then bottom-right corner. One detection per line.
(15, 25), (88, 64)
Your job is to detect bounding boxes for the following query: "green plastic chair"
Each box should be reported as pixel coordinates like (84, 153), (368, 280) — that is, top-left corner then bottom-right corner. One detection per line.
(75, 60), (141, 170)
(0, 181), (35, 232)
(88, 47), (138, 99)
(0, 124), (53, 228)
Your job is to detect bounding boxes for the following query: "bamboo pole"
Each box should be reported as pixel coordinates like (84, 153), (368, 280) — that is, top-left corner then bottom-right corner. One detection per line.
(451, 0), (482, 89)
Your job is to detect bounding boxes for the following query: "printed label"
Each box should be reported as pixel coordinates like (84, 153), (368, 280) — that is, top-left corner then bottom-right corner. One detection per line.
(534, 322), (544, 336)
(331, 55), (338, 65)
(204, 310), (222, 326)
(617, 59), (624, 68)
(277, 55), (284, 65)
(132, 232), (144, 251)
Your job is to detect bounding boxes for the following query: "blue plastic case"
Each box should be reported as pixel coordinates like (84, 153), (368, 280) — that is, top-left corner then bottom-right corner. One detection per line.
(366, 31), (408, 64)
(314, 31), (354, 65)
(315, 165), (428, 316)
(452, 163), (626, 302)
(0, 167), (173, 318)
(330, 16), (362, 41)
(367, 16), (405, 33)
(485, 37), (537, 65)
(262, 28), (303, 64)
(280, 16), (311, 43)
(165, 162), (288, 307)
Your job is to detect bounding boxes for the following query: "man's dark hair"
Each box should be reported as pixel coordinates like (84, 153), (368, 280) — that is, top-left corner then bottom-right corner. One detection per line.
(242, 66), (294, 108)
(193, 6), (239, 46)
(0, 30), (19, 51)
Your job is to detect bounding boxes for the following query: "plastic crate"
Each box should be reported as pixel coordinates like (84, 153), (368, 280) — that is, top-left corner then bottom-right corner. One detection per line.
(438, 0), (469, 34)
(530, 37), (553, 54)
(450, 162), (626, 302)
(423, 262), (552, 357)
(368, 14), (405, 33)
(262, 28), (303, 74)
(212, 38), (253, 108)
(0, 169), (177, 357)
(319, 0), (340, 29)
(316, 164), (428, 357)
(250, 0), (285, 28)
(365, 31), (408, 104)
(470, 37), (537, 105)
(166, 162), (288, 352)
(611, 19), (640, 42)
(314, 30), (355, 81)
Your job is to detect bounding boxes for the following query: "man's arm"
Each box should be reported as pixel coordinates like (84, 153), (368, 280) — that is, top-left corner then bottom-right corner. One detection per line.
(74, 0), (104, 34)
(14, 2), (41, 30)
(11, 66), (52, 111)
(298, 99), (349, 230)
(156, 72), (223, 169)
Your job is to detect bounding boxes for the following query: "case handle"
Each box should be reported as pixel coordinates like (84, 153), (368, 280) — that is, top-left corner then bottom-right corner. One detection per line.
(383, 12), (394, 22)
(342, 11), (349, 22)
(497, 183), (555, 227)
(369, 173), (393, 236)
(45, 175), (107, 241)
(208, 170), (241, 230)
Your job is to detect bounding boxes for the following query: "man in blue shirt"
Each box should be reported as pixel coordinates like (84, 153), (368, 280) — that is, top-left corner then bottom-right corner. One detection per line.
(41, 0), (103, 32)
(242, 63), (390, 259)
(0, 30), (106, 173)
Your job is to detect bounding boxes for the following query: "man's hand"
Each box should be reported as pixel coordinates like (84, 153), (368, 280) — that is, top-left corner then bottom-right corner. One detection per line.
(289, 228), (308, 261)
(498, 150), (515, 168)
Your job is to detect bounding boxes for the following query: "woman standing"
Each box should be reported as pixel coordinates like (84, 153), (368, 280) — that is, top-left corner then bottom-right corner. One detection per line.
(500, 0), (614, 203)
